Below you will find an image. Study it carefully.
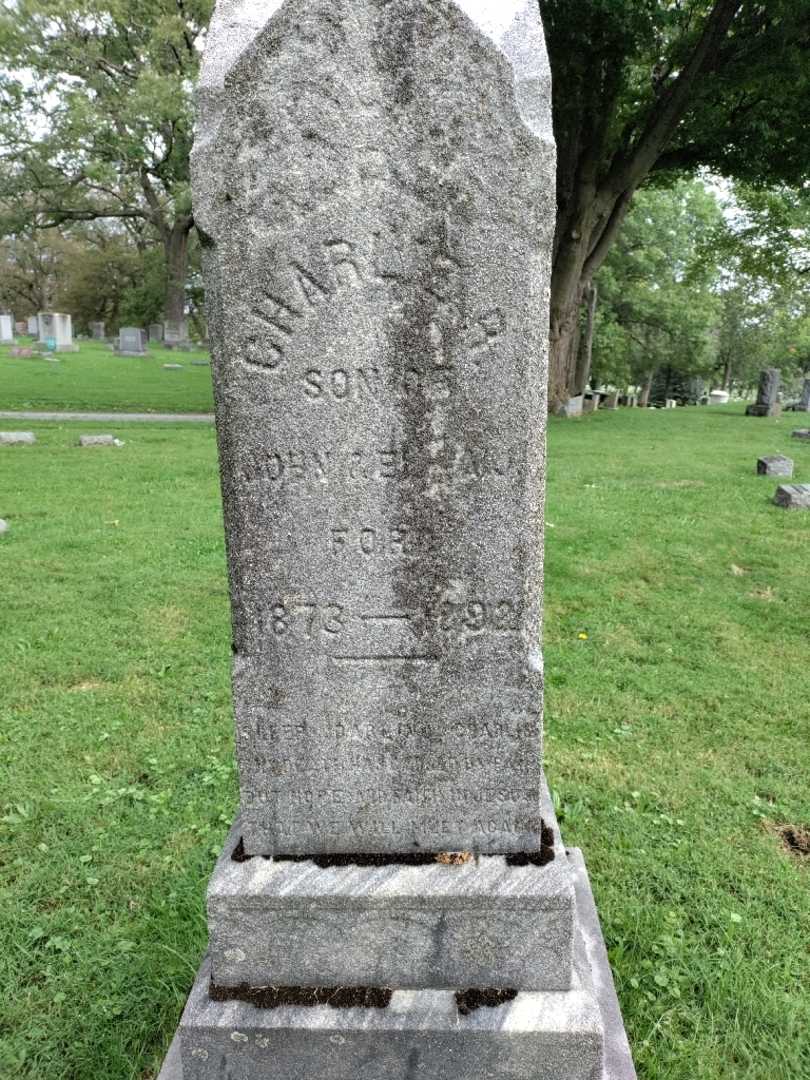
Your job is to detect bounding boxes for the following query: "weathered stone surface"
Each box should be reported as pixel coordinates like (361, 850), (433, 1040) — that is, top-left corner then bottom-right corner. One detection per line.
(150, 322), (165, 342)
(793, 428), (810, 442)
(757, 455), (793, 478)
(79, 434), (122, 448)
(207, 814), (573, 992)
(194, 0), (555, 857)
(164, 319), (189, 346)
(118, 327), (146, 355)
(90, 321), (106, 340)
(774, 483), (810, 510)
(0, 314), (14, 343)
(38, 312), (74, 351)
(799, 379), (810, 411)
(746, 368), (781, 417)
(27, 315), (39, 336)
(161, 840), (638, 1080)
(175, 952), (603, 1080)
(0, 431), (36, 445)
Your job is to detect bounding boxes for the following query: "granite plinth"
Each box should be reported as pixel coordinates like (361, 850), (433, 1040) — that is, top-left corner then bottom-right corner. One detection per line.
(773, 483), (810, 510)
(208, 820), (574, 992)
(79, 434), (121, 448)
(157, 846), (636, 1080)
(757, 455), (793, 477)
(0, 431), (36, 445)
(792, 429), (810, 441)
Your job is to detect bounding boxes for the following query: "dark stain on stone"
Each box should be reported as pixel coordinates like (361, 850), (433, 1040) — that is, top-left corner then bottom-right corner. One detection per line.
(210, 980), (392, 1010)
(233, 821), (555, 866)
(455, 987), (518, 1016)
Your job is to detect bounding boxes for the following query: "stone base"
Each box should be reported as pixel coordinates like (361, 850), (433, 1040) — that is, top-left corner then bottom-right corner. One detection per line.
(157, 848), (635, 1080)
(207, 819), (574, 991)
(746, 403), (782, 417)
(757, 455), (794, 478)
(774, 483), (810, 510)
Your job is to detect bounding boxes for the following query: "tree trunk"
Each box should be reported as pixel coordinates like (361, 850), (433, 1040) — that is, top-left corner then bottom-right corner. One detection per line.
(721, 357), (733, 390)
(163, 217), (193, 323)
(574, 282), (598, 395)
(639, 368), (655, 408)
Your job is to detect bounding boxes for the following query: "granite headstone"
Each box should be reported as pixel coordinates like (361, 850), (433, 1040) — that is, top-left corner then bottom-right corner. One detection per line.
(158, 4), (636, 1080)
(774, 483), (810, 510)
(746, 368), (781, 417)
(0, 314), (14, 343)
(757, 455), (793, 478)
(38, 312), (74, 351)
(118, 327), (147, 355)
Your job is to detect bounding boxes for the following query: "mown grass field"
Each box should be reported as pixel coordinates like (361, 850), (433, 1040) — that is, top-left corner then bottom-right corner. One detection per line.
(0, 404), (808, 1080)
(0, 339), (214, 413)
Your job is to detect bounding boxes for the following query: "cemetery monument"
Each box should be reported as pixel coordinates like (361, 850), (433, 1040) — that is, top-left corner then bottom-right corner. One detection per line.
(0, 313), (14, 343)
(37, 312), (74, 351)
(798, 379), (810, 412)
(164, 318), (189, 347)
(757, 455), (793, 478)
(117, 327), (147, 356)
(746, 368), (781, 417)
(158, 2), (635, 1078)
(27, 314), (39, 336)
(91, 321), (106, 340)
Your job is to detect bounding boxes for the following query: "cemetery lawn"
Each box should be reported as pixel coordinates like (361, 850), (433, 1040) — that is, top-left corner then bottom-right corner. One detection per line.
(1, 405), (809, 1080)
(0, 339), (214, 413)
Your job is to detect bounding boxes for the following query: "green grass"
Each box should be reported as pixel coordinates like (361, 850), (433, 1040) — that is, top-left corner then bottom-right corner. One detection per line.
(0, 339), (214, 413)
(0, 405), (809, 1080)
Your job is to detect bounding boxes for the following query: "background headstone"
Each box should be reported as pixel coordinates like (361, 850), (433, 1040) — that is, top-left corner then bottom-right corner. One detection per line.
(0, 432), (36, 445)
(90, 321), (106, 340)
(757, 455), (793, 478)
(792, 429), (810, 441)
(798, 379), (810, 412)
(774, 483), (810, 510)
(149, 322), (165, 343)
(0, 314), (14, 343)
(78, 435), (122, 447)
(746, 368), (781, 417)
(37, 312), (74, 352)
(163, 318), (188, 347)
(27, 315), (39, 336)
(117, 327), (147, 356)
(0, 518), (8, 535)
(159, 4), (636, 1079)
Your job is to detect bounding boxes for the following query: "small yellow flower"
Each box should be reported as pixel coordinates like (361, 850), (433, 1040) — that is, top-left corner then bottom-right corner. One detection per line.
(578, 632), (589, 641)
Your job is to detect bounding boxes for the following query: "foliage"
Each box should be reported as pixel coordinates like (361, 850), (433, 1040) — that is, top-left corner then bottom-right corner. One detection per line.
(591, 180), (723, 390)
(0, 0), (213, 318)
(540, 0), (810, 407)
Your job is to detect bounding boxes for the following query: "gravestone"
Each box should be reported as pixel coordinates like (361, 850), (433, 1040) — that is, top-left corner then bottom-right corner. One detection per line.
(78, 434), (122, 448)
(757, 455), (793, 478)
(90, 321), (106, 340)
(665, 399), (677, 409)
(164, 318), (189, 347)
(0, 432), (36, 445)
(117, 327), (147, 356)
(38, 312), (74, 351)
(708, 389), (730, 405)
(774, 484), (810, 510)
(583, 395), (599, 414)
(158, 3), (635, 1079)
(798, 379), (810, 412)
(27, 315), (39, 336)
(792, 429), (810, 442)
(746, 368), (781, 417)
(603, 391), (620, 410)
(149, 322), (165, 343)
(559, 394), (584, 418)
(0, 314), (14, 343)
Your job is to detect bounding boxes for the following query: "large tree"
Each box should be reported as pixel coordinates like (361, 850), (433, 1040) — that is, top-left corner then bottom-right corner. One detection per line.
(540, 0), (810, 411)
(0, 0), (212, 324)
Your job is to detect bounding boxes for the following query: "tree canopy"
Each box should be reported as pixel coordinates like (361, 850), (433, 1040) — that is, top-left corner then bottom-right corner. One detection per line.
(540, 0), (810, 410)
(0, 0), (212, 321)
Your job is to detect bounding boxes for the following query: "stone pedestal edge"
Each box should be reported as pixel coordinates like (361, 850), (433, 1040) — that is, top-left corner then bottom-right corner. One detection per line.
(156, 846), (635, 1080)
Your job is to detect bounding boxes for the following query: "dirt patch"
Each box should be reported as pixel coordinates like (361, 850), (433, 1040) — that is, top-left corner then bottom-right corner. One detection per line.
(765, 821), (810, 860)
(67, 680), (105, 693)
(210, 981), (392, 1010)
(455, 988), (518, 1015)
